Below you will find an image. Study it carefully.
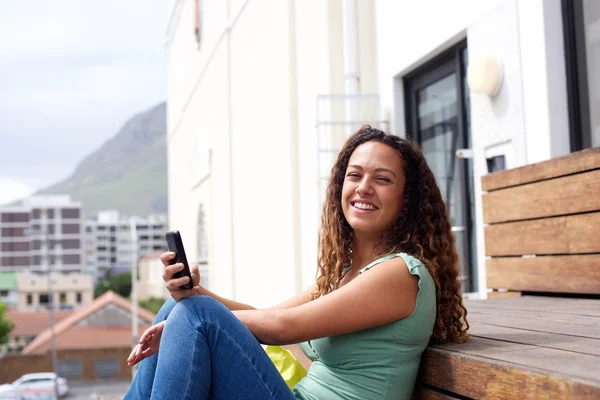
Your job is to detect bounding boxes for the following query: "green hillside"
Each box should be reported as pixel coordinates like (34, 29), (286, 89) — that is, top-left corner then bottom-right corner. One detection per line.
(38, 102), (167, 216)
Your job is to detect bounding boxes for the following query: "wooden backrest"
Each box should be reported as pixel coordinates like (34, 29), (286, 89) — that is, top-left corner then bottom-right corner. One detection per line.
(481, 147), (600, 296)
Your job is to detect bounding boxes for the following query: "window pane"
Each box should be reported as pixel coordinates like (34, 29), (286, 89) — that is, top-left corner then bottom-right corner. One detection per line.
(583, 0), (600, 146)
(62, 224), (80, 234)
(95, 358), (120, 378)
(61, 208), (80, 219)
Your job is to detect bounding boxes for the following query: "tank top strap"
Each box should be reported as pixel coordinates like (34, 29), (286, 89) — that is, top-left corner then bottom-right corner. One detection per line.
(358, 253), (405, 275)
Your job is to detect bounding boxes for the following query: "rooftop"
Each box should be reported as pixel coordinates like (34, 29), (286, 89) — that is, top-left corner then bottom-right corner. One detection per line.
(22, 291), (155, 355)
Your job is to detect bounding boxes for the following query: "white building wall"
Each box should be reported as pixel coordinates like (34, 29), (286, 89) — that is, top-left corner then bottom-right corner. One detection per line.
(167, 0), (378, 307)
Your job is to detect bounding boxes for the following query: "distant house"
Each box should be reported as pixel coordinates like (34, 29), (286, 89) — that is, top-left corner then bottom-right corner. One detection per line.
(15, 271), (93, 311)
(2, 309), (74, 354)
(0, 291), (155, 382)
(22, 291), (154, 356)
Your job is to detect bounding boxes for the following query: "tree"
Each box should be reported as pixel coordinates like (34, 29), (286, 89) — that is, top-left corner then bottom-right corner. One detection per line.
(139, 297), (167, 314)
(0, 302), (15, 346)
(95, 271), (132, 298)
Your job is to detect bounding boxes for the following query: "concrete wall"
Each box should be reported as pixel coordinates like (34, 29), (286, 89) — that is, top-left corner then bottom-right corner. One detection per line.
(0, 347), (132, 384)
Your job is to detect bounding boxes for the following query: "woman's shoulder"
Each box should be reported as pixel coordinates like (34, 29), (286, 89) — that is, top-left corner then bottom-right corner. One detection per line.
(358, 252), (428, 275)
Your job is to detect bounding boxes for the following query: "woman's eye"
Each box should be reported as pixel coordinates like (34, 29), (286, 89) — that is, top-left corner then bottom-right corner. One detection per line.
(347, 173), (360, 178)
(377, 177), (391, 182)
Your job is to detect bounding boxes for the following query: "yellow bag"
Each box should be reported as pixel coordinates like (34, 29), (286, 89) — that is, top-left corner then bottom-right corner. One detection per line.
(265, 345), (308, 390)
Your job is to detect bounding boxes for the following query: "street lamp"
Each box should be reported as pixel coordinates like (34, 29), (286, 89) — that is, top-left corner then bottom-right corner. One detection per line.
(26, 208), (59, 398)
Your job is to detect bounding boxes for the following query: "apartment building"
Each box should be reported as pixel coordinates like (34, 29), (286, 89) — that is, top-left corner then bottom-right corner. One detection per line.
(84, 210), (168, 279)
(0, 195), (84, 274)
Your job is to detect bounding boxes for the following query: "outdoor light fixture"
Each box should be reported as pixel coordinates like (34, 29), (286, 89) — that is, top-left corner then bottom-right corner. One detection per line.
(467, 55), (503, 98)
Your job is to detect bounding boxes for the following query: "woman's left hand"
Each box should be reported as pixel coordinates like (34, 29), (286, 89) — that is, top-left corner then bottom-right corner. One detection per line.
(127, 320), (166, 366)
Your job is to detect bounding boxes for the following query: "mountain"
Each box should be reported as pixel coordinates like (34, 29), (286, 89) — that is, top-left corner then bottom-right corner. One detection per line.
(38, 102), (168, 216)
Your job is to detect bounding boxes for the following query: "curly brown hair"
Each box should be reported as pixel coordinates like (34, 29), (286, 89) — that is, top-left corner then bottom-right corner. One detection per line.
(312, 125), (469, 343)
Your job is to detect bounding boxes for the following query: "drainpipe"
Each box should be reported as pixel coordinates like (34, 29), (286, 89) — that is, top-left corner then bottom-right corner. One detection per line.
(342, 0), (359, 130)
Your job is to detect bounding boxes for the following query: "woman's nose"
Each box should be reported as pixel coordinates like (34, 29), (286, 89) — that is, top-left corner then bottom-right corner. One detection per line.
(356, 178), (373, 196)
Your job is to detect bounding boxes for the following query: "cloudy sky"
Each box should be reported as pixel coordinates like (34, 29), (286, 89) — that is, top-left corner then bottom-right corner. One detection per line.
(0, 0), (167, 205)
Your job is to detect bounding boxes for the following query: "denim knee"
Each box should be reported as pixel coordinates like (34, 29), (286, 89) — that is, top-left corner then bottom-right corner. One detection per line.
(153, 297), (177, 324)
(180, 295), (228, 313)
(171, 295), (233, 326)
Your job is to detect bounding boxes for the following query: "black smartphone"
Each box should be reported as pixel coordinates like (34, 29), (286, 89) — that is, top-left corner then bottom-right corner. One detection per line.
(165, 230), (194, 290)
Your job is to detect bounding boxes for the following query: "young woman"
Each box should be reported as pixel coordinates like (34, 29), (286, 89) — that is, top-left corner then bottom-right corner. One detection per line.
(125, 125), (469, 400)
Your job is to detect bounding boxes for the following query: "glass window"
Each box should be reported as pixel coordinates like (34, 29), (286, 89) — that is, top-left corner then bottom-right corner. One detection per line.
(583, 0), (600, 146)
(62, 224), (80, 234)
(564, 0), (600, 149)
(61, 208), (80, 219)
(39, 293), (50, 304)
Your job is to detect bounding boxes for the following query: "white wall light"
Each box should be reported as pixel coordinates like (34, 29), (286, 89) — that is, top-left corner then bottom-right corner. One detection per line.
(467, 55), (504, 98)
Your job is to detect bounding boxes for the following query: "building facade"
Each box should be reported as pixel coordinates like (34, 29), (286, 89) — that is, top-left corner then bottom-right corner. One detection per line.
(136, 254), (170, 301)
(166, 0), (598, 304)
(15, 271), (93, 311)
(0, 196), (84, 274)
(84, 211), (168, 279)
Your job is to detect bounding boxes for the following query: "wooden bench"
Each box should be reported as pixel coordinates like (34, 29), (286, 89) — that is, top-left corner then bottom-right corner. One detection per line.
(414, 147), (600, 399)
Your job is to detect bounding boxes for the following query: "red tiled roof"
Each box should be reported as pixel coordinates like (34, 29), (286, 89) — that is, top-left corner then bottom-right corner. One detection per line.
(36, 325), (152, 352)
(7, 309), (75, 337)
(22, 291), (156, 355)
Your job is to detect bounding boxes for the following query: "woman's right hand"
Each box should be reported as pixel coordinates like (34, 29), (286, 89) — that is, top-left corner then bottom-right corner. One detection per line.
(160, 252), (202, 302)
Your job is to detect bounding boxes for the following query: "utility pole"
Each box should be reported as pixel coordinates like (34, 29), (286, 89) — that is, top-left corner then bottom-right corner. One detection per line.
(41, 209), (59, 398)
(130, 218), (139, 381)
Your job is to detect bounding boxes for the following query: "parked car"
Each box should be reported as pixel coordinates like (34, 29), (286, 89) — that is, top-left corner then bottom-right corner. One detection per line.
(0, 373), (69, 399)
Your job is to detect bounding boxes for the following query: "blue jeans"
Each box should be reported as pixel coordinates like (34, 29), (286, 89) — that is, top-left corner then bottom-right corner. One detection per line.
(124, 296), (298, 400)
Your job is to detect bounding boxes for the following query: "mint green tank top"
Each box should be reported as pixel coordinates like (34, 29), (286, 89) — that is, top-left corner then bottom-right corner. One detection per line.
(293, 253), (436, 400)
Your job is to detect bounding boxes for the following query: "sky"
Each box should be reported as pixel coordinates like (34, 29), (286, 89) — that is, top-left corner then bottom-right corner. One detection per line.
(0, 0), (168, 205)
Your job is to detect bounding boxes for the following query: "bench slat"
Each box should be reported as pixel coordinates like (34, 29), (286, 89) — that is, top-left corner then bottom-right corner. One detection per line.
(433, 337), (600, 382)
(468, 321), (600, 356)
(467, 304), (600, 327)
(465, 297), (600, 317)
(420, 346), (600, 399)
(486, 255), (600, 294)
(482, 169), (600, 223)
(465, 308), (600, 339)
(484, 212), (600, 256)
(481, 147), (600, 191)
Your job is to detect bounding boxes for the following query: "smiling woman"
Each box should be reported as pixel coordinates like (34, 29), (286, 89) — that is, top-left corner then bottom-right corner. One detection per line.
(124, 125), (469, 400)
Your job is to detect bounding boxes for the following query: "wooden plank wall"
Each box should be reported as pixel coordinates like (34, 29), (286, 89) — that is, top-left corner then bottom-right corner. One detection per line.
(481, 147), (600, 296)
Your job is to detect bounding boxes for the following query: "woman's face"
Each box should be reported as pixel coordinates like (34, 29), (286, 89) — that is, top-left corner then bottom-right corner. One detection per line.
(341, 141), (406, 238)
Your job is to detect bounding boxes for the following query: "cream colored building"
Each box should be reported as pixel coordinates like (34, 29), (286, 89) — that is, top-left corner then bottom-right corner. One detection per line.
(16, 272), (93, 311)
(136, 254), (170, 301)
(167, 0), (599, 303)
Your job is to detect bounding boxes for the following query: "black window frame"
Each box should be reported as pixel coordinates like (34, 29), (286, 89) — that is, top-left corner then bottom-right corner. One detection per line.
(402, 40), (477, 293)
(562, 0), (593, 150)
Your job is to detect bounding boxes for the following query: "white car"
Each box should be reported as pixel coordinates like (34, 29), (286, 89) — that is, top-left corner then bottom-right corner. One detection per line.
(0, 372), (69, 399)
